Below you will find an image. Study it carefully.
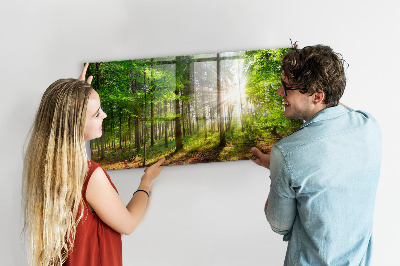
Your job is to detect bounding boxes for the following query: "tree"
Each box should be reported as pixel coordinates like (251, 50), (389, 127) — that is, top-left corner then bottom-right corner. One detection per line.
(174, 56), (193, 152)
(216, 53), (226, 147)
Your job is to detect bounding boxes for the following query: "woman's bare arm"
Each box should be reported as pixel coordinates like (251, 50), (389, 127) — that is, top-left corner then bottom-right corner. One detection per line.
(86, 158), (165, 235)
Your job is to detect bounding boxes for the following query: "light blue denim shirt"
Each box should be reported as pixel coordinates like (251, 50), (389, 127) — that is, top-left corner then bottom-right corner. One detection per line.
(266, 105), (382, 266)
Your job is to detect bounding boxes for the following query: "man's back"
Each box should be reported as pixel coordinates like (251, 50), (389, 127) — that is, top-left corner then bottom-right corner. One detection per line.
(267, 105), (382, 266)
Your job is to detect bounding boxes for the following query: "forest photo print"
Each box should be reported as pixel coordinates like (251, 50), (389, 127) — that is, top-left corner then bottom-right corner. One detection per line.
(87, 48), (302, 170)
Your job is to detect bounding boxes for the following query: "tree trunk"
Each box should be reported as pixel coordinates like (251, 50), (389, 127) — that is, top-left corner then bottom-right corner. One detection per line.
(119, 107), (122, 149)
(150, 68), (155, 147)
(128, 114), (131, 148)
(135, 115), (140, 151)
(181, 100), (186, 137)
(217, 53), (226, 147)
(164, 100), (168, 148)
(194, 88), (199, 135)
(150, 99), (154, 147)
(174, 90), (183, 151)
(143, 69), (147, 166)
(174, 56), (188, 152)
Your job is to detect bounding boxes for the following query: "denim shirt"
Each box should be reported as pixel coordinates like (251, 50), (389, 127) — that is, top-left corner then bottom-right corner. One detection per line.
(266, 105), (382, 266)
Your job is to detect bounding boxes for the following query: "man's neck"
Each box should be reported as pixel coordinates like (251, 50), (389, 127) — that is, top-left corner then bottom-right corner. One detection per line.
(304, 104), (327, 121)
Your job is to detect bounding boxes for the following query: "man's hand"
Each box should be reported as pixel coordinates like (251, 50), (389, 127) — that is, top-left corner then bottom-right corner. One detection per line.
(264, 199), (269, 213)
(251, 147), (271, 169)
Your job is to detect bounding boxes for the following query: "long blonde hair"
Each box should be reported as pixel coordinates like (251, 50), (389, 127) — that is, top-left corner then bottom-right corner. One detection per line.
(23, 79), (93, 265)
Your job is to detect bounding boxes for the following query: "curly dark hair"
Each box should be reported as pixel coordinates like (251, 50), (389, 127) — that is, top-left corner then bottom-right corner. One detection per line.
(281, 45), (347, 107)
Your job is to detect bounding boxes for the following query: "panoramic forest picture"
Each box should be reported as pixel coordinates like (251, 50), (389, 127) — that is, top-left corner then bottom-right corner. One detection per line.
(86, 48), (302, 170)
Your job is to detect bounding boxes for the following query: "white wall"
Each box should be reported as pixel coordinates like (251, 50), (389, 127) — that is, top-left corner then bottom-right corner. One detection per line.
(1, 0), (399, 265)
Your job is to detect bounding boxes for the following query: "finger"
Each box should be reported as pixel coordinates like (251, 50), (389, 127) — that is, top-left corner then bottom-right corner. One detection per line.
(156, 157), (166, 166)
(87, 75), (93, 85)
(78, 62), (89, 81)
(251, 158), (262, 166)
(251, 147), (263, 157)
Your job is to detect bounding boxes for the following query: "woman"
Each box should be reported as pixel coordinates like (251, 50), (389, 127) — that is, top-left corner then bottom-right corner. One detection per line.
(22, 63), (165, 265)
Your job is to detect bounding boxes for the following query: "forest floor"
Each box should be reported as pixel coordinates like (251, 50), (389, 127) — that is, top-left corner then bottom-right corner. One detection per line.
(92, 132), (277, 170)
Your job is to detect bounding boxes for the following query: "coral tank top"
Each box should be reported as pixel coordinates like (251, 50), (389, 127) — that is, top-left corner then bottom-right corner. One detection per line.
(64, 160), (122, 266)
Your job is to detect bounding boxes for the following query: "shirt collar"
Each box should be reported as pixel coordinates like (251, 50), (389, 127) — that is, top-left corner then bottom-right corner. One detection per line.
(299, 105), (349, 130)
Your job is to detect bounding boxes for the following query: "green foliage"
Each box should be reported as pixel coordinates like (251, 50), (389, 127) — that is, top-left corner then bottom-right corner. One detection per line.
(243, 48), (303, 138)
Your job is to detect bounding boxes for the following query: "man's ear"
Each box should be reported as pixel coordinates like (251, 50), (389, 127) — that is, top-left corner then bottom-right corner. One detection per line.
(313, 92), (325, 104)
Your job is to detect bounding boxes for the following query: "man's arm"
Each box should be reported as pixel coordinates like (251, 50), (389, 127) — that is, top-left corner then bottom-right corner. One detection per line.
(265, 147), (297, 239)
(250, 146), (296, 238)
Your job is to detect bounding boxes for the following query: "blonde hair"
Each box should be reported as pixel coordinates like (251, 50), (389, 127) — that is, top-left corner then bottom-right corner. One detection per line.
(23, 79), (93, 265)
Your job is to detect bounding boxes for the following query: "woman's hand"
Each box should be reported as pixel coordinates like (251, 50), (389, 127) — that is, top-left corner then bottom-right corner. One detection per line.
(87, 157), (166, 235)
(142, 157), (166, 185)
(78, 62), (93, 84)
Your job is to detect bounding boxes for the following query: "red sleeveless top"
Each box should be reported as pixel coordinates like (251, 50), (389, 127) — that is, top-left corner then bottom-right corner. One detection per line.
(64, 160), (122, 266)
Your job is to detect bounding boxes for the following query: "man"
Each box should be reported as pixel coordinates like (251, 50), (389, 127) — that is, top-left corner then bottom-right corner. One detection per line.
(251, 45), (381, 265)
